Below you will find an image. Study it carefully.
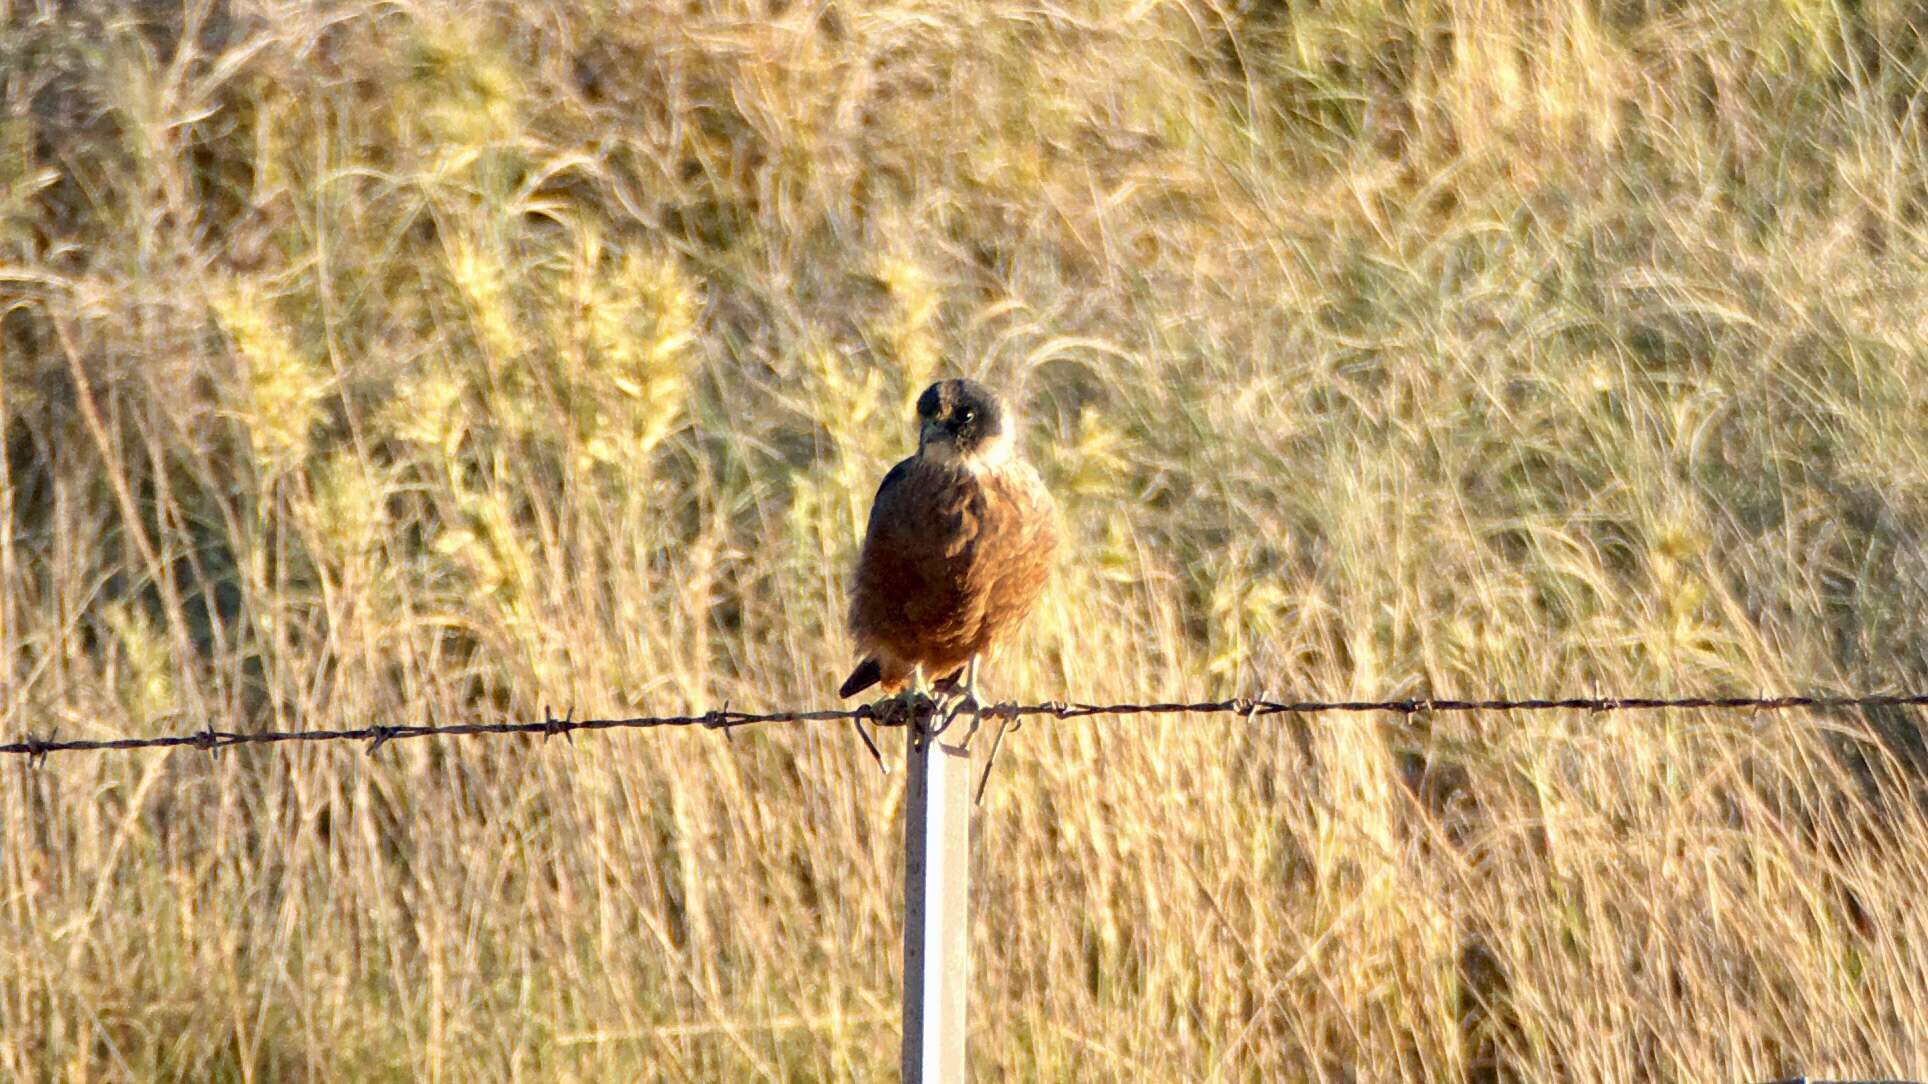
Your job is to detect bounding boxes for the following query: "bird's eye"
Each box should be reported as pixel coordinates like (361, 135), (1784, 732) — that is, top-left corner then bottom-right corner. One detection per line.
(959, 408), (977, 424)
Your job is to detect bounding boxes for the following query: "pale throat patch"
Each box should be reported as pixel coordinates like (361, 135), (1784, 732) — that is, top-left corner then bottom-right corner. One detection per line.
(970, 425), (1016, 469)
(924, 424), (1016, 472)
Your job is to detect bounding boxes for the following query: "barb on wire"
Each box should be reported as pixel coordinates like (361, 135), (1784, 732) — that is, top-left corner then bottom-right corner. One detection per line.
(3, 691), (1927, 760)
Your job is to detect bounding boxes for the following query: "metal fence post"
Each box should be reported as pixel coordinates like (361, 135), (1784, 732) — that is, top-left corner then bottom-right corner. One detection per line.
(902, 710), (974, 1081)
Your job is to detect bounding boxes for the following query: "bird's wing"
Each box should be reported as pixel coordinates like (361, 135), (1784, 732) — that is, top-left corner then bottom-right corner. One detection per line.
(864, 456), (916, 539)
(849, 455), (989, 657)
(849, 456), (928, 637)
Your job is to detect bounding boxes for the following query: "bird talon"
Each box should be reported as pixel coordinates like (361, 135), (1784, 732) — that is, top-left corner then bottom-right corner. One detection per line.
(865, 690), (906, 728)
(934, 694), (981, 741)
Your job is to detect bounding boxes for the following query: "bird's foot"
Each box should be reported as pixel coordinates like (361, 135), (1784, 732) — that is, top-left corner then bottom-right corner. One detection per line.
(867, 688), (941, 734)
(930, 656), (984, 745)
(933, 692), (982, 744)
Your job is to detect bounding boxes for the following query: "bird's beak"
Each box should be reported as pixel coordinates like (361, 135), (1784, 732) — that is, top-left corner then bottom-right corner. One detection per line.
(919, 417), (945, 449)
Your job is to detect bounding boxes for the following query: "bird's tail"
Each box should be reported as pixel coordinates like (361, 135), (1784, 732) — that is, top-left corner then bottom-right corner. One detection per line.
(838, 658), (883, 698)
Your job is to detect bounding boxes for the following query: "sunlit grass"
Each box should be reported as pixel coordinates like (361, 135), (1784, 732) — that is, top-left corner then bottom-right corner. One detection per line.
(4, 0), (1928, 1079)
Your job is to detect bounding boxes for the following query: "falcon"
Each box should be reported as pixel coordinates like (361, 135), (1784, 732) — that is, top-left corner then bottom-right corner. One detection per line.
(839, 379), (1059, 732)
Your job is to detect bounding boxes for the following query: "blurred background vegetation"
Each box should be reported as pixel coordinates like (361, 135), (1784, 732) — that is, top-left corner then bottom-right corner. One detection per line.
(5, 0), (1928, 1078)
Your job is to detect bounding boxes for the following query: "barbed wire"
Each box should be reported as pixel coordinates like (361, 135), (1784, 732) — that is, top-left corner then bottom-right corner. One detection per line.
(4, 690), (1927, 762)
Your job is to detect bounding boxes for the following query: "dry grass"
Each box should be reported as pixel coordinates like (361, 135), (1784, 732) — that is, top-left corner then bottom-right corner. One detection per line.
(5, 0), (1928, 1079)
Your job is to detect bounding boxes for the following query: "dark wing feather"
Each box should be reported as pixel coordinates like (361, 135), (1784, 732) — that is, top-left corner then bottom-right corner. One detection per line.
(838, 657), (883, 698)
(845, 456), (931, 651)
(854, 455), (932, 625)
(847, 456), (973, 664)
(865, 456), (915, 536)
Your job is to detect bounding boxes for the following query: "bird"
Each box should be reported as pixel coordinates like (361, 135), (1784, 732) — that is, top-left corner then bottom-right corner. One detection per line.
(839, 378), (1059, 741)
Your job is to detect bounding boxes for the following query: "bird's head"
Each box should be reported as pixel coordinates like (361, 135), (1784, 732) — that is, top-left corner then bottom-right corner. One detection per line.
(916, 379), (1013, 469)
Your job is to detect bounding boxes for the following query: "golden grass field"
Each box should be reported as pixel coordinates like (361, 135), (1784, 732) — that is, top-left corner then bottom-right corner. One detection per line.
(6, 0), (1928, 1079)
